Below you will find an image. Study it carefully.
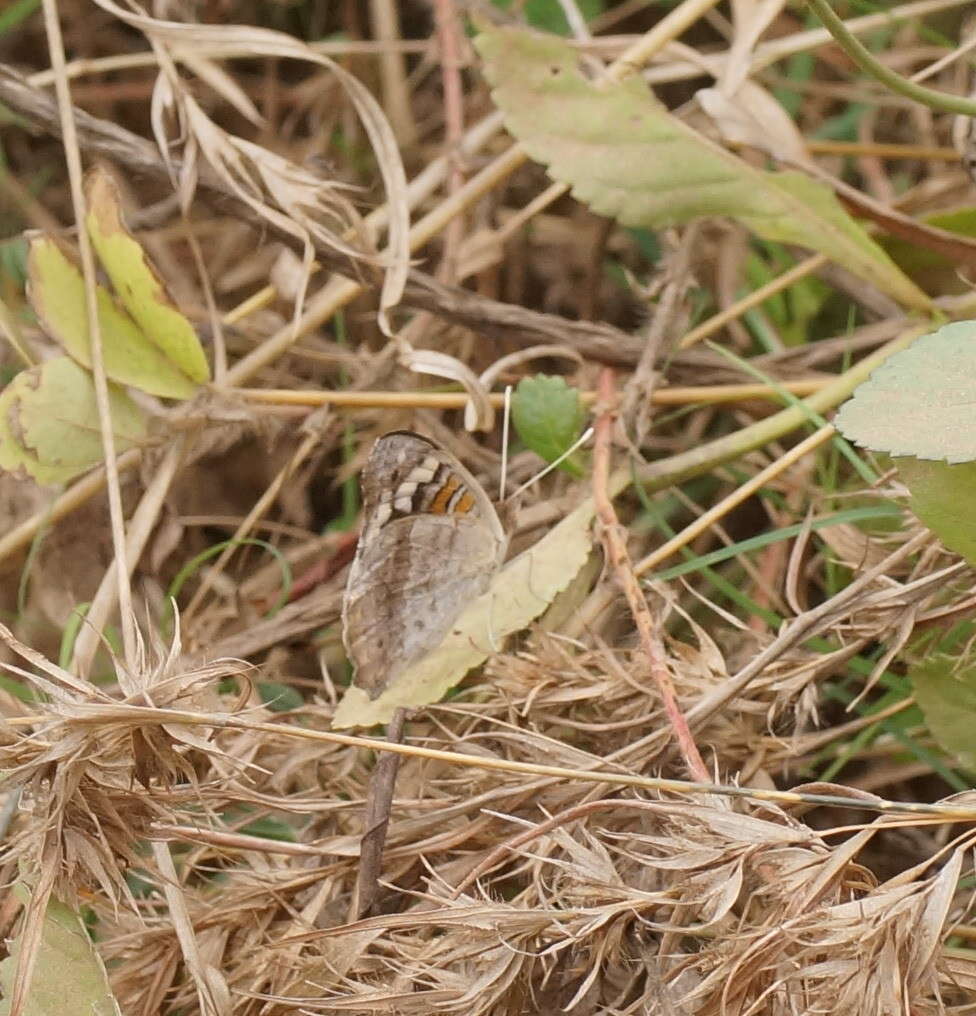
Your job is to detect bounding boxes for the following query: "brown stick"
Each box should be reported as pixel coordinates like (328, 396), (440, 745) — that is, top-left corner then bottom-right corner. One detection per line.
(355, 706), (406, 917)
(591, 367), (710, 783)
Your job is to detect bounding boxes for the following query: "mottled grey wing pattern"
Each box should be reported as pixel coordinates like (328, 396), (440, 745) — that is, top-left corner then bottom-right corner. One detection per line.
(342, 432), (507, 700)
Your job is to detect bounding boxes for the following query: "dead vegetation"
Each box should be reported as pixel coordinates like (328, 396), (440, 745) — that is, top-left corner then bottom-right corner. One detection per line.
(2, 0), (976, 1013)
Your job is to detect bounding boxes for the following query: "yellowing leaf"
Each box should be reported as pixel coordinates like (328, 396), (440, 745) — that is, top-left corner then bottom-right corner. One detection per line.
(475, 27), (931, 312)
(0, 357), (147, 486)
(0, 888), (121, 1016)
(27, 236), (201, 400)
(332, 496), (595, 728)
(84, 169), (210, 385)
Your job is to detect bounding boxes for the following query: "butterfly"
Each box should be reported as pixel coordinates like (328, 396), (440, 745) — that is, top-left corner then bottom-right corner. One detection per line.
(341, 431), (508, 700)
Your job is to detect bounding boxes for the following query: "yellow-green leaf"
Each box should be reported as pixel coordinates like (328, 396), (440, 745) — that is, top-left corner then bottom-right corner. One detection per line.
(333, 496), (595, 728)
(0, 888), (121, 1016)
(27, 236), (201, 400)
(896, 457), (976, 568)
(0, 357), (147, 486)
(475, 27), (931, 313)
(84, 168), (209, 385)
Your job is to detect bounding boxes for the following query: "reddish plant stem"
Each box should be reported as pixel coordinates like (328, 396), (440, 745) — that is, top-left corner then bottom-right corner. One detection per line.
(433, 0), (465, 282)
(592, 367), (710, 783)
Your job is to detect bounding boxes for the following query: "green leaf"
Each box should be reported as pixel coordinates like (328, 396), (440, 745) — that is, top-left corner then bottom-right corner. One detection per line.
(84, 169), (210, 386)
(333, 494), (595, 727)
(834, 321), (976, 463)
(0, 888), (121, 1016)
(895, 458), (976, 567)
(490, 0), (604, 35)
(0, 357), (147, 486)
(238, 815), (298, 842)
(27, 236), (202, 400)
(257, 681), (303, 712)
(511, 374), (585, 474)
(910, 655), (976, 770)
(475, 27), (931, 312)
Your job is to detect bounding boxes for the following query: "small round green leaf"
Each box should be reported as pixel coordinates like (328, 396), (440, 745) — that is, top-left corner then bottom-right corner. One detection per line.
(835, 321), (976, 463)
(511, 374), (585, 475)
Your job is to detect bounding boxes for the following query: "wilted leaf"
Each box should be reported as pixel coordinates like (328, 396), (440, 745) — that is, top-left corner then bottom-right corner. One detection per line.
(0, 888), (121, 1016)
(0, 357), (147, 485)
(834, 321), (976, 463)
(910, 655), (976, 770)
(84, 169), (210, 385)
(475, 27), (930, 312)
(512, 374), (585, 474)
(333, 495), (595, 727)
(27, 236), (202, 400)
(895, 457), (976, 567)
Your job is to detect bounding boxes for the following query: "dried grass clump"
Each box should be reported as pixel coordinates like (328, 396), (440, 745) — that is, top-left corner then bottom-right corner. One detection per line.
(0, 626), (251, 906)
(91, 786), (972, 1015)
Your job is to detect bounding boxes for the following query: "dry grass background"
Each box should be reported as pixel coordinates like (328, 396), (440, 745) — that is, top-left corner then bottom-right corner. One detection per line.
(2, 0), (976, 1013)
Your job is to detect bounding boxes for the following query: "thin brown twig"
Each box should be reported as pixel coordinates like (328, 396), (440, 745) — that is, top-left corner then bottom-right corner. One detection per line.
(591, 367), (710, 783)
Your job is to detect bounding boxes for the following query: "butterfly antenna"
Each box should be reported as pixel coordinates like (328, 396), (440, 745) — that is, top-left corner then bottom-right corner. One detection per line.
(507, 426), (595, 502)
(499, 384), (512, 502)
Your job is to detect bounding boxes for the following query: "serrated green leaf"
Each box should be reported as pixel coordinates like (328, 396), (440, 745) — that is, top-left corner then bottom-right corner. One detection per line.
(0, 357), (147, 485)
(475, 27), (931, 312)
(27, 236), (201, 400)
(910, 655), (976, 770)
(333, 494), (594, 727)
(896, 457), (976, 567)
(511, 374), (584, 474)
(834, 321), (976, 463)
(491, 0), (604, 34)
(84, 169), (210, 385)
(0, 888), (121, 1016)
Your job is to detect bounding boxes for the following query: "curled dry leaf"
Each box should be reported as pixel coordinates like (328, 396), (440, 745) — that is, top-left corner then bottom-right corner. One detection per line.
(697, 80), (811, 164)
(333, 496), (595, 727)
(399, 347), (495, 432)
(92, 0), (410, 329)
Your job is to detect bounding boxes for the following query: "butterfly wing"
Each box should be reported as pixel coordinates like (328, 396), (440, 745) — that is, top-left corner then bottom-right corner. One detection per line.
(342, 432), (506, 700)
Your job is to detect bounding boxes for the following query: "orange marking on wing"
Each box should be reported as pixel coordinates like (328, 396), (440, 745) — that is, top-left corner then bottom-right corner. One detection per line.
(429, 474), (461, 514)
(454, 491), (476, 514)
